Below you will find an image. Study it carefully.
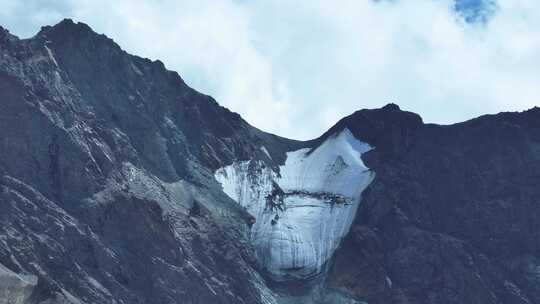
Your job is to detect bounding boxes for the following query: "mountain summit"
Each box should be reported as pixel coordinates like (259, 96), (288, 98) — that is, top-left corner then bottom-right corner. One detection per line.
(1, 20), (540, 304)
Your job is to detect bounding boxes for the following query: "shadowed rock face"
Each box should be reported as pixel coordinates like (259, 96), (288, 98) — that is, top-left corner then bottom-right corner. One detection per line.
(1, 19), (540, 304)
(327, 105), (540, 304)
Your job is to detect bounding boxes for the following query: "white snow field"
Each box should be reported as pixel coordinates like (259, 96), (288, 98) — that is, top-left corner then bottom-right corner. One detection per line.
(215, 129), (374, 281)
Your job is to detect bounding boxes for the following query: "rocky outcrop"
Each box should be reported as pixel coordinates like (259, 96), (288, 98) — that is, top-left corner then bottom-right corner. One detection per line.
(0, 19), (298, 304)
(0, 263), (37, 304)
(327, 105), (540, 304)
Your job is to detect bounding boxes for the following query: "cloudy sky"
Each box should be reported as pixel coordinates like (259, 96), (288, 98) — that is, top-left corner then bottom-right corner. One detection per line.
(1, 0), (539, 139)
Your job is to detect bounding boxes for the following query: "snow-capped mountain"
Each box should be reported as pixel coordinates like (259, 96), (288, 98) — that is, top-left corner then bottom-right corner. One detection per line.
(1, 19), (540, 304)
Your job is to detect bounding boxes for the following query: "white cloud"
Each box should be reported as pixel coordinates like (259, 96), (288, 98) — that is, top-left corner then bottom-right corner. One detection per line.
(1, 0), (539, 140)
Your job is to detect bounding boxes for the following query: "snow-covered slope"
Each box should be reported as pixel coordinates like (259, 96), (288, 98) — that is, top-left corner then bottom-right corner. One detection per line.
(215, 129), (375, 281)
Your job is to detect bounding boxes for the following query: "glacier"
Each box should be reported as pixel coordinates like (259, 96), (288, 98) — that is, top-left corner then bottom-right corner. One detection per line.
(215, 129), (375, 281)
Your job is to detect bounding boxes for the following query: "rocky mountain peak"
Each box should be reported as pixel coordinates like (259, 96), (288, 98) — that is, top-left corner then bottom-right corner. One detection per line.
(0, 25), (17, 43)
(1, 19), (287, 304)
(310, 103), (422, 166)
(381, 102), (401, 111)
(319, 103), (422, 143)
(0, 25), (8, 36)
(38, 18), (96, 39)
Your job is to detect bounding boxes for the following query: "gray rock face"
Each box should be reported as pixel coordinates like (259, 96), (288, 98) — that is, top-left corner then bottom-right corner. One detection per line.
(1, 19), (539, 304)
(0, 19), (299, 304)
(0, 263), (37, 304)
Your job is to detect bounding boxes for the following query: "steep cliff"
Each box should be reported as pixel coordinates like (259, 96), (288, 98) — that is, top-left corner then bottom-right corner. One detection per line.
(327, 105), (540, 304)
(0, 19), (299, 304)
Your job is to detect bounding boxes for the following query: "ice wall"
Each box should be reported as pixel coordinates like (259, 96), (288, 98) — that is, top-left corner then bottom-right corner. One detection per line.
(215, 129), (374, 281)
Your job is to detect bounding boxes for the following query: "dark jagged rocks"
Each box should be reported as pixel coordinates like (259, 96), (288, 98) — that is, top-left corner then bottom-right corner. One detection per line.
(327, 106), (540, 304)
(0, 19), (298, 304)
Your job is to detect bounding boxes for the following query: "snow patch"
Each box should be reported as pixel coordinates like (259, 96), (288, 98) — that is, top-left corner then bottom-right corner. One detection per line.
(260, 146), (272, 159)
(44, 45), (59, 67)
(130, 62), (144, 76)
(215, 129), (374, 281)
